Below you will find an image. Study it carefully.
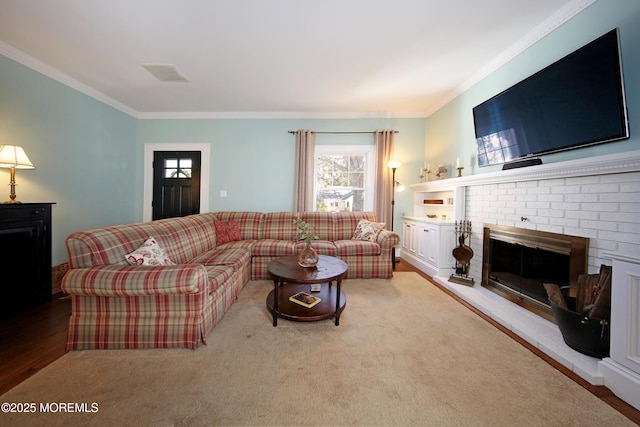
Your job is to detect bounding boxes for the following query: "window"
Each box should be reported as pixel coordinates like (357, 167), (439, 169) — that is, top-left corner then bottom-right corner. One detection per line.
(163, 157), (192, 178)
(314, 145), (375, 212)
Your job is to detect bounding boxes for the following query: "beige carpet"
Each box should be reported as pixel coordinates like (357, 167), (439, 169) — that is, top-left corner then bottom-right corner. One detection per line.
(0, 273), (632, 426)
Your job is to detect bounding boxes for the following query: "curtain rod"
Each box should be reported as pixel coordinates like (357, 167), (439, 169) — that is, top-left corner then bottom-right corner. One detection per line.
(287, 130), (398, 134)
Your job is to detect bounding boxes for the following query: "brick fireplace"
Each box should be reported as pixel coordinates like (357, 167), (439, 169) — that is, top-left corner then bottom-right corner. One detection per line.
(406, 149), (640, 410)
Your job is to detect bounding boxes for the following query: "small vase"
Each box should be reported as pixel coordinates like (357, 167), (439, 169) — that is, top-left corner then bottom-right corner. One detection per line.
(298, 242), (319, 267)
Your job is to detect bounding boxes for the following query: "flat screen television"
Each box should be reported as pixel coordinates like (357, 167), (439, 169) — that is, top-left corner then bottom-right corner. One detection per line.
(473, 28), (629, 169)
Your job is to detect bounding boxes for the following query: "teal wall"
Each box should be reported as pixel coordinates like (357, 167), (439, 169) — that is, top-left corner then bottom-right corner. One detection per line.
(136, 117), (426, 227)
(0, 52), (426, 266)
(2, 0), (639, 266)
(0, 55), (137, 265)
(425, 0), (640, 174)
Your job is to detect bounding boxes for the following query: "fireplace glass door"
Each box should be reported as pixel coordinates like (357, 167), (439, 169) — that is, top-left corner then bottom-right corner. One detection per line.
(489, 239), (570, 305)
(482, 224), (588, 319)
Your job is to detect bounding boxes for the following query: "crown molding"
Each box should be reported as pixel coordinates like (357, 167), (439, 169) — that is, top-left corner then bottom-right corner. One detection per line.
(0, 40), (427, 121)
(136, 111), (428, 120)
(0, 40), (138, 118)
(425, 0), (597, 117)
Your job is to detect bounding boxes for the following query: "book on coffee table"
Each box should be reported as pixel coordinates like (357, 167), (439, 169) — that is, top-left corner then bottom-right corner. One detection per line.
(289, 291), (321, 308)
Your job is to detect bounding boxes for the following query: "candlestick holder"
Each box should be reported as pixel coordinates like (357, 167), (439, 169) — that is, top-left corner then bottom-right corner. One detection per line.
(456, 166), (463, 177)
(419, 169), (425, 183)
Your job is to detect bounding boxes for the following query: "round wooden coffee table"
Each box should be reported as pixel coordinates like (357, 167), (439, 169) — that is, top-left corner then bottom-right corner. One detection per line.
(266, 255), (348, 326)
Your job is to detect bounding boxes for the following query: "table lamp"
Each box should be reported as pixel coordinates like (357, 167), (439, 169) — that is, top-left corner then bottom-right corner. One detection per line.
(0, 145), (35, 204)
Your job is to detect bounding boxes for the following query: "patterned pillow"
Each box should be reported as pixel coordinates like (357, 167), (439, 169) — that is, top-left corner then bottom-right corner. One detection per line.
(351, 219), (385, 242)
(125, 237), (176, 266)
(214, 219), (242, 245)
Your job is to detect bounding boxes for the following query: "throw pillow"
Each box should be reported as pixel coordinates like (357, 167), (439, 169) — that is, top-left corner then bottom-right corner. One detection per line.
(214, 219), (242, 245)
(125, 237), (176, 266)
(351, 219), (385, 243)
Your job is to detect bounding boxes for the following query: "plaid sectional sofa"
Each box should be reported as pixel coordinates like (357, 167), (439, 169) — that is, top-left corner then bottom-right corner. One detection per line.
(61, 211), (399, 350)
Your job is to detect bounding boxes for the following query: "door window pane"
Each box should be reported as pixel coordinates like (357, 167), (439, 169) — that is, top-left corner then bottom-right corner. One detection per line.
(164, 158), (192, 178)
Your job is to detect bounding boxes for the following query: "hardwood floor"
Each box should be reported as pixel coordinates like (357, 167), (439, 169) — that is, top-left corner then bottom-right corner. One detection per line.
(0, 294), (71, 396)
(1, 260), (638, 424)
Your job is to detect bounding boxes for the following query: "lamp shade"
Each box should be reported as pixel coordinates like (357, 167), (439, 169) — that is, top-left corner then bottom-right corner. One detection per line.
(0, 145), (35, 169)
(387, 160), (402, 169)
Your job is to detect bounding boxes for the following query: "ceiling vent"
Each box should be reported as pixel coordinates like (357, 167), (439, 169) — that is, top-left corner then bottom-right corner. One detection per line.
(142, 64), (189, 83)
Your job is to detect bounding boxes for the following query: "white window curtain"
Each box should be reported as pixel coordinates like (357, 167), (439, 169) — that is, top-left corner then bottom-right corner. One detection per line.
(373, 130), (395, 227)
(293, 130), (316, 212)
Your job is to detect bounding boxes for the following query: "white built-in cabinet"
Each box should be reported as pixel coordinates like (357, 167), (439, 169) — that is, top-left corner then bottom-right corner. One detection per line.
(599, 252), (640, 411)
(400, 181), (466, 278)
(401, 218), (456, 278)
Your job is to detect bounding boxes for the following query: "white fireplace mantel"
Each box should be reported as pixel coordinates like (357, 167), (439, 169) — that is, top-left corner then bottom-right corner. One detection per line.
(411, 149), (640, 192)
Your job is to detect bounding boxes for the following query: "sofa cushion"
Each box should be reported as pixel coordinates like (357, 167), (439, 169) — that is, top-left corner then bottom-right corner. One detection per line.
(61, 264), (207, 297)
(352, 219), (385, 242)
(333, 212), (378, 240)
(334, 240), (381, 256)
(188, 247), (251, 272)
(263, 212), (298, 240)
(295, 240), (338, 256)
(214, 219), (242, 245)
(299, 212), (335, 241)
(214, 240), (256, 251)
(65, 214), (218, 268)
(124, 237), (176, 266)
(202, 265), (236, 292)
(142, 214), (219, 264)
(252, 239), (296, 257)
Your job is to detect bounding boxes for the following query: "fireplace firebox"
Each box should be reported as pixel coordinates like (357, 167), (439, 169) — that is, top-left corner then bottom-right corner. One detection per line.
(482, 224), (588, 321)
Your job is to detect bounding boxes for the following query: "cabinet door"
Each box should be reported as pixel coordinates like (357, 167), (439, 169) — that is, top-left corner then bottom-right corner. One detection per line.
(401, 222), (408, 251)
(401, 221), (414, 253)
(416, 224), (429, 259)
(424, 224), (440, 265)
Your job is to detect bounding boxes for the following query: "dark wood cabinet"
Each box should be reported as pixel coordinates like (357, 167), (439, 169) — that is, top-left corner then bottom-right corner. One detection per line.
(0, 203), (54, 318)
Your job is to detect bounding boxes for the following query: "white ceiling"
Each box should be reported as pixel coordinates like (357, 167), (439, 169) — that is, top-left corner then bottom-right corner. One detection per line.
(0, 0), (592, 118)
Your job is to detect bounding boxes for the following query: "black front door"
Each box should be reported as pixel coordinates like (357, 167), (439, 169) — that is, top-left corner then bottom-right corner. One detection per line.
(152, 151), (201, 220)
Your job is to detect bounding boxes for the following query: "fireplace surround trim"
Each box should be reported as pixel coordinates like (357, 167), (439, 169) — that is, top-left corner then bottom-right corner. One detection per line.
(482, 224), (588, 320)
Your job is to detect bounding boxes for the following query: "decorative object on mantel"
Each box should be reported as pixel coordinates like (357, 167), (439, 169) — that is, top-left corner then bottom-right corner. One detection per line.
(420, 161), (431, 182)
(0, 145), (35, 204)
(294, 216), (319, 267)
(456, 157), (464, 177)
(435, 164), (447, 180)
(449, 220), (475, 286)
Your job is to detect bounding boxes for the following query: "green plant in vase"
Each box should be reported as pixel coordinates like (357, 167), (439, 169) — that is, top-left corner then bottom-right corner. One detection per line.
(294, 215), (320, 267)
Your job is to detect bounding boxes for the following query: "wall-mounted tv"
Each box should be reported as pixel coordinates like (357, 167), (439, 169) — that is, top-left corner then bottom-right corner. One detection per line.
(473, 28), (629, 169)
